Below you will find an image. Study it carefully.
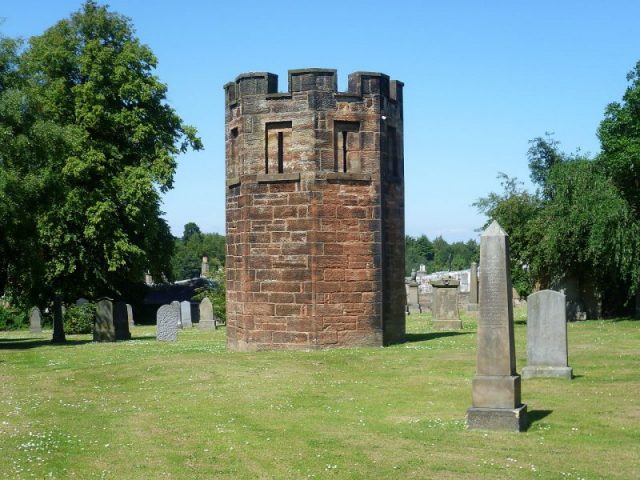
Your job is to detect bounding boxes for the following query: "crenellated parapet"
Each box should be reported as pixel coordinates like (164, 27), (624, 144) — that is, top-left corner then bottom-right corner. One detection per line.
(225, 68), (403, 108)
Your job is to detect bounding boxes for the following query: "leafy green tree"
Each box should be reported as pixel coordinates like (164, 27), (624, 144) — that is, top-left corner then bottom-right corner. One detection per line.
(0, 2), (202, 304)
(598, 60), (640, 214)
(171, 223), (225, 280)
(473, 173), (540, 296)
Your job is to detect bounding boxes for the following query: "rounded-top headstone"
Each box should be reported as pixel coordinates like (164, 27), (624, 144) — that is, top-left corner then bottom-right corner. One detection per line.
(157, 304), (179, 341)
(29, 306), (43, 333)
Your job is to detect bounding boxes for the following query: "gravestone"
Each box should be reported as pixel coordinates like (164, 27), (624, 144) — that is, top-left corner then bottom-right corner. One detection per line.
(405, 283), (421, 314)
(51, 296), (66, 344)
(157, 303), (179, 341)
(29, 307), (42, 333)
(113, 301), (131, 341)
(467, 221), (527, 432)
(198, 298), (216, 330)
(201, 256), (209, 277)
(75, 297), (89, 305)
(126, 304), (134, 327)
(522, 290), (572, 379)
(468, 261), (479, 312)
(431, 276), (462, 330)
(171, 300), (182, 328)
(94, 298), (116, 342)
(180, 301), (193, 328)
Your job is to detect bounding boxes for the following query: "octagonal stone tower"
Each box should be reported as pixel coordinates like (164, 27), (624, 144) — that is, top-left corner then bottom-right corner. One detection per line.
(224, 68), (405, 351)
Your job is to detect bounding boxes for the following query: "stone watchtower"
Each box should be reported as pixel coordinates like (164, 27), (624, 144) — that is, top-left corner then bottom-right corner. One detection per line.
(224, 68), (405, 351)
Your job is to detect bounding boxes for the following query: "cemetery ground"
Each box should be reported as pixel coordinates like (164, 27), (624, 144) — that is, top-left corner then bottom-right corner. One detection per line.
(0, 311), (638, 479)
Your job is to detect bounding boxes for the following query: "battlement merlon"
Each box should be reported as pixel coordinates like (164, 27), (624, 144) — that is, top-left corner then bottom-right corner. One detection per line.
(224, 68), (404, 106)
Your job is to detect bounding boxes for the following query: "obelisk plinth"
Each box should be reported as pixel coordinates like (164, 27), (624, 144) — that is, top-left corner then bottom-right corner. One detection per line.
(466, 221), (527, 431)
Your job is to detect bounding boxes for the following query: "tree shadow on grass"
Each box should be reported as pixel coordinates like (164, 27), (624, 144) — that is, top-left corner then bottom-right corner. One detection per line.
(405, 331), (471, 343)
(527, 409), (553, 430)
(0, 338), (93, 350)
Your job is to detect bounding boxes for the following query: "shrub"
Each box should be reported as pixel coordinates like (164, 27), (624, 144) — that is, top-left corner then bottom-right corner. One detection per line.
(64, 303), (96, 334)
(0, 304), (28, 330)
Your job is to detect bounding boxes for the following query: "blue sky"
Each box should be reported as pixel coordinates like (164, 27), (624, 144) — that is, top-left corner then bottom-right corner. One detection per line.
(3, 1), (640, 241)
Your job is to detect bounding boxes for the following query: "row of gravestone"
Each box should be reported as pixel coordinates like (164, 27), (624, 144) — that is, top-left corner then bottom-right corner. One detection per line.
(28, 299), (135, 342)
(157, 298), (217, 341)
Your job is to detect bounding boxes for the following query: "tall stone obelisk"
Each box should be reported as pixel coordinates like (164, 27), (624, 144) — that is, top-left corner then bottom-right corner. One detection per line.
(467, 221), (527, 431)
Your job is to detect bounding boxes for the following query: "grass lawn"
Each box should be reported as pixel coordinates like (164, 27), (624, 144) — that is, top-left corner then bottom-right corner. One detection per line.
(1, 309), (639, 479)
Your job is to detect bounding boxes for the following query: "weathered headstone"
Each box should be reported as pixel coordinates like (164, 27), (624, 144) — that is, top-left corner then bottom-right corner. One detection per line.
(171, 300), (182, 328)
(75, 297), (89, 305)
(113, 301), (131, 341)
(157, 303), (179, 341)
(198, 298), (216, 330)
(431, 277), (461, 330)
(522, 290), (572, 379)
(126, 304), (134, 327)
(201, 256), (209, 277)
(468, 261), (479, 310)
(29, 307), (42, 333)
(467, 221), (527, 432)
(94, 298), (116, 342)
(180, 301), (193, 328)
(51, 296), (66, 344)
(405, 283), (421, 314)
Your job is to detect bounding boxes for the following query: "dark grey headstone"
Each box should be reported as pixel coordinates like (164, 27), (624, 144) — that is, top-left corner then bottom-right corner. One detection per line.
(431, 277), (461, 330)
(75, 297), (89, 305)
(522, 290), (572, 379)
(94, 298), (116, 342)
(198, 298), (216, 330)
(467, 221), (527, 431)
(157, 304), (179, 341)
(51, 297), (66, 344)
(180, 301), (193, 328)
(113, 301), (131, 341)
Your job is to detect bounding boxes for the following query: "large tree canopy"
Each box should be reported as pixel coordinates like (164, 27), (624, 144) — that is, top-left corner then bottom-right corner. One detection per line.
(0, 1), (202, 305)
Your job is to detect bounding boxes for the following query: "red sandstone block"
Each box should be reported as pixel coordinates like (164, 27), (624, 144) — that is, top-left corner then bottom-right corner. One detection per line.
(316, 281), (341, 293)
(272, 255), (308, 269)
(248, 331), (273, 343)
(248, 206), (274, 220)
(316, 304), (344, 315)
(327, 292), (363, 303)
(243, 302), (274, 316)
(268, 293), (295, 303)
(260, 282), (301, 293)
(318, 205), (337, 217)
(272, 331), (309, 344)
(348, 256), (373, 269)
(273, 205), (298, 217)
(287, 219), (314, 231)
(288, 193), (311, 205)
(343, 281), (375, 293)
(285, 318), (313, 331)
(314, 231), (337, 242)
(323, 243), (343, 255)
(291, 232), (307, 242)
(280, 270), (310, 281)
(344, 269), (373, 281)
(316, 256), (344, 268)
(317, 331), (338, 345)
(343, 243), (374, 256)
(323, 269), (345, 281)
(249, 232), (271, 243)
(275, 304), (302, 316)
(283, 243), (312, 255)
(294, 293), (313, 304)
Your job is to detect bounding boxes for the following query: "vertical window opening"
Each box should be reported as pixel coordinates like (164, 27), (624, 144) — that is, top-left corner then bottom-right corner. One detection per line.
(265, 121), (292, 174)
(334, 121), (360, 173)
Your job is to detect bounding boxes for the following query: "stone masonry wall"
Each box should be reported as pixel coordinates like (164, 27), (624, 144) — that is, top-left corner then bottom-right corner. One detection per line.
(224, 69), (405, 350)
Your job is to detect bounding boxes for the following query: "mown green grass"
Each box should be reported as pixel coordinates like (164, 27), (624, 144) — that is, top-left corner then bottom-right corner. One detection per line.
(1, 309), (638, 479)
